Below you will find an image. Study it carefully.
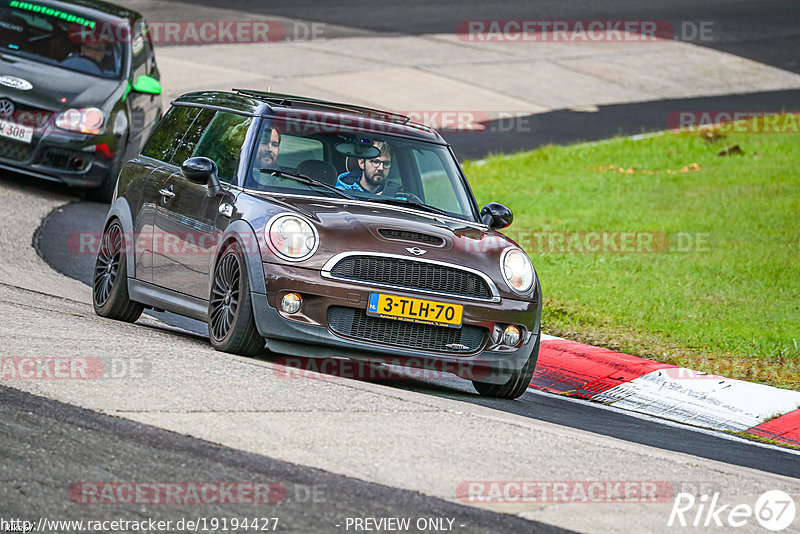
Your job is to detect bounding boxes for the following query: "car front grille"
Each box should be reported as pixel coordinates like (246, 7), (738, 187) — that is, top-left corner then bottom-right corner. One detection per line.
(0, 137), (35, 162)
(329, 255), (494, 300)
(328, 306), (486, 353)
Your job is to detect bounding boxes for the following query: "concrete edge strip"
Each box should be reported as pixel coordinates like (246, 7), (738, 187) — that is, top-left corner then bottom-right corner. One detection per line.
(531, 337), (800, 447)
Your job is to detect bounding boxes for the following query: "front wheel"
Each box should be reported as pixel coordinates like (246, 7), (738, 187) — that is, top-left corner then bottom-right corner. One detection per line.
(93, 220), (144, 322)
(208, 243), (264, 356)
(472, 333), (540, 399)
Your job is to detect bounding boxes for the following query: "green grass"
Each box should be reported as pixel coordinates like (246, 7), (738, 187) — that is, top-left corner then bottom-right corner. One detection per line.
(464, 118), (800, 389)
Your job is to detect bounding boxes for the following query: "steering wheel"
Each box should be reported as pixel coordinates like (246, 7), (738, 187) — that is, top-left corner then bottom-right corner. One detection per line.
(395, 191), (424, 204)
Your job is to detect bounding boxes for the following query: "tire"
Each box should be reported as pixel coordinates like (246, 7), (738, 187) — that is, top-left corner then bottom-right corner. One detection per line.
(208, 242), (264, 356)
(93, 220), (144, 322)
(472, 332), (540, 400)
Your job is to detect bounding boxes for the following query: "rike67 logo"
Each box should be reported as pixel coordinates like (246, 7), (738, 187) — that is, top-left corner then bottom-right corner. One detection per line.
(668, 490), (796, 531)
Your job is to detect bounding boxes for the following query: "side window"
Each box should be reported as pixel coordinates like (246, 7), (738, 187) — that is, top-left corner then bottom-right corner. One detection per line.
(130, 20), (154, 79)
(275, 135), (324, 169)
(172, 109), (216, 165)
(141, 106), (200, 162)
(193, 112), (253, 184)
(413, 149), (461, 213)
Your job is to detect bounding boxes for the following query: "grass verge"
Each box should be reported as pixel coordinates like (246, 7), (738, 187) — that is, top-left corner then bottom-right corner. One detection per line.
(465, 115), (800, 389)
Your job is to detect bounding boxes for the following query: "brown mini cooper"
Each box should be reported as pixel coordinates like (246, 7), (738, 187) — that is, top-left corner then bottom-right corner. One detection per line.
(93, 90), (541, 399)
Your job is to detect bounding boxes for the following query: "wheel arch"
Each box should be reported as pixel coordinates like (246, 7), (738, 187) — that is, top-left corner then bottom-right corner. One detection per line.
(213, 219), (267, 295)
(104, 196), (135, 278)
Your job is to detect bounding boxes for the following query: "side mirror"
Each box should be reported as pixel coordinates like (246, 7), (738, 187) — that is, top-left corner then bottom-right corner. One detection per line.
(480, 202), (514, 229)
(181, 157), (222, 196)
(131, 75), (162, 95)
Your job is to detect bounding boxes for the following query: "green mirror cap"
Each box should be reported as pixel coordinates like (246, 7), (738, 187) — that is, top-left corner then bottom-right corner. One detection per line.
(132, 75), (162, 95)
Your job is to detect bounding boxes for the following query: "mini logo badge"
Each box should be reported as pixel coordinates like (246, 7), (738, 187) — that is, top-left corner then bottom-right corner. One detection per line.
(406, 247), (427, 256)
(445, 343), (470, 351)
(0, 76), (33, 91)
(0, 98), (14, 118)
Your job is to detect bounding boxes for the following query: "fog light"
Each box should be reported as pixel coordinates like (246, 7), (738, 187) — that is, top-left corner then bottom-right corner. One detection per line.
(502, 325), (521, 346)
(281, 293), (302, 314)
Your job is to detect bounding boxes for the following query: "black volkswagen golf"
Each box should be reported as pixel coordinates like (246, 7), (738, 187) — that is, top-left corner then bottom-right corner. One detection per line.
(94, 90), (542, 399)
(0, 0), (162, 200)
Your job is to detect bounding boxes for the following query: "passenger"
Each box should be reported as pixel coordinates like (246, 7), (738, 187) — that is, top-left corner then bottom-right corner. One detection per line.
(335, 141), (392, 194)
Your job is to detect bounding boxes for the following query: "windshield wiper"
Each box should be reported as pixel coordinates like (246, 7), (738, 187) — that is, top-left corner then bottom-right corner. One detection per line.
(366, 196), (451, 217)
(258, 168), (355, 200)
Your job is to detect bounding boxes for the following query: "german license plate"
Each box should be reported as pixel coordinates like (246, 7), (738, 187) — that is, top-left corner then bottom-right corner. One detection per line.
(367, 293), (463, 328)
(0, 119), (33, 143)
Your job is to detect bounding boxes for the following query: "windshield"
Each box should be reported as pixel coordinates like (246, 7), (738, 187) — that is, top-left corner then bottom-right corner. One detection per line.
(246, 119), (479, 222)
(0, 1), (125, 79)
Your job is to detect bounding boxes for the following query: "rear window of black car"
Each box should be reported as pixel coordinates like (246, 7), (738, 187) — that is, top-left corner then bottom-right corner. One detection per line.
(0, 1), (126, 79)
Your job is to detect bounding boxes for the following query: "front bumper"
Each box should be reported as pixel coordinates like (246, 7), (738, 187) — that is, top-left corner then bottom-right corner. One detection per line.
(0, 129), (121, 188)
(251, 261), (541, 384)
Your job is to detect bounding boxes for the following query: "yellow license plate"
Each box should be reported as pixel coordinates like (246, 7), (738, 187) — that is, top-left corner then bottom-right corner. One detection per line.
(367, 293), (463, 328)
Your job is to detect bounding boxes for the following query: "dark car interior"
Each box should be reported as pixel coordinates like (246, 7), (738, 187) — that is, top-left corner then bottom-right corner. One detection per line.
(0, 5), (123, 78)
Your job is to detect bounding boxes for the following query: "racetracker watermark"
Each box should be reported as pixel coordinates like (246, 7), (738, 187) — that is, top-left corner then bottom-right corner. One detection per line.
(0, 357), (150, 380)
(457, 481), (675, 504)
(459, 231), (713, 254)
(269, 110), (533, 134)
(274, 356), (492, 381)
(667, 111), (800, 133)
(69, 482), (288, 505)
(68, 231), (262, 256)
(456, 20), (715, 42)
(67, 20), (327, 45)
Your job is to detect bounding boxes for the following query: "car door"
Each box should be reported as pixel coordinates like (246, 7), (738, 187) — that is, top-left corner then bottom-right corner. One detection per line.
(152, 110), (250, 299)
(138, 105), (210, 284)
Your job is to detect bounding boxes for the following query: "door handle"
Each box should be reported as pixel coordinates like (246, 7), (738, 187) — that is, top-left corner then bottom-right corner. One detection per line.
(159, 186), (175, 202)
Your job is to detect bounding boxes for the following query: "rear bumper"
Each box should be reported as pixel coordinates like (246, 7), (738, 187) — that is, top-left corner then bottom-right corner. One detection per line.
(251, 262), (541, 384)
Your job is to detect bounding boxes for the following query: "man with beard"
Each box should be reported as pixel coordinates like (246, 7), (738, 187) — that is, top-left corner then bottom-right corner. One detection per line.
(251, 127), (282, 187)
(335, 140), (393, 194)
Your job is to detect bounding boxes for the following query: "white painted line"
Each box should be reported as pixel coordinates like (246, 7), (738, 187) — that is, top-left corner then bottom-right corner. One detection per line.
(526, 388), (800, 457)
(592, 368), (800, 432)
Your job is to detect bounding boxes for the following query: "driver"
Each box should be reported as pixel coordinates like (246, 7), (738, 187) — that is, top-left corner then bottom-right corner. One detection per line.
(61, 40), (108, 75)
(335, 140), (392, 194)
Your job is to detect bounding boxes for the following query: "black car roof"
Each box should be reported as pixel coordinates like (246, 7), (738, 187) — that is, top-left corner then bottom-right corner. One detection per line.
(21, 0), (142, 22)
(172, 90), (447, 144)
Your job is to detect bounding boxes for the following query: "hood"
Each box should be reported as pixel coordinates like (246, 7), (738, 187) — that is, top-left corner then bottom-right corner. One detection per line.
(0, 53), (121, 112)
(244, 193), (527, 295)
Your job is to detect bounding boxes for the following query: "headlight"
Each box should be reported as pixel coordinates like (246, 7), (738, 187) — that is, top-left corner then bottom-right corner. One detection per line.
(55, 108), (105, 135)
(501, 247), (535, 294)
(266, 214), (318, 261)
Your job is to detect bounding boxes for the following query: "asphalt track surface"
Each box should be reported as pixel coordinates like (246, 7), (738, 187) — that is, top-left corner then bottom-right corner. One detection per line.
(125, 0), (800, 161)
(0, 386), (571, 534)
(179, 0), (800, 74)
(34, 198), (800, 480)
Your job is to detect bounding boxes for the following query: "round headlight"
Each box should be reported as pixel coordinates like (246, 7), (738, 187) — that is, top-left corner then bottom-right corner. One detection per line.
(501, 248), (535, 294)
(266, 214), (318, 261)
